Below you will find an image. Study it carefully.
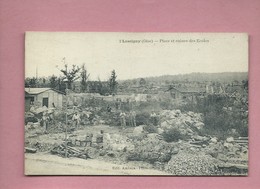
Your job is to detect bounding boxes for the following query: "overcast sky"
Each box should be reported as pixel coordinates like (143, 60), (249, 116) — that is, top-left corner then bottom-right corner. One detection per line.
(25, 32), (248, 81)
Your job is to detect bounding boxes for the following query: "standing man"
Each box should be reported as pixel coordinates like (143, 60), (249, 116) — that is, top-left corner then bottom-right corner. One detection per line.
(120, 111), (126, 128)
(42, 111), (49, 134)
(129, 110), (137, 127)
(150, 111), (157, 126)
(72, 111), (81, 130)
(132, 110), (136, 127)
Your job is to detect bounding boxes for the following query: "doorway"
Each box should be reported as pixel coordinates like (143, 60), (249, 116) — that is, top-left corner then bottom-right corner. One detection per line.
(42, 98), (49, 107)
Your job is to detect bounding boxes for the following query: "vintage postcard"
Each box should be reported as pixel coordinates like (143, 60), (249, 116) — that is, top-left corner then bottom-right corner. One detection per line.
(24, 32), (248, 175)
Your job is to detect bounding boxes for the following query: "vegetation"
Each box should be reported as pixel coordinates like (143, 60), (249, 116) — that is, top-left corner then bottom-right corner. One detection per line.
(80, 64), (90, 93)
(179, 93), (248, 139)
(162, 127), (187, 142)
(108, 70), (118, 95)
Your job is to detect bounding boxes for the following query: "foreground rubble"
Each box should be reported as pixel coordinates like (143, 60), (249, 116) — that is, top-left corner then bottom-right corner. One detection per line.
(165, 151), (222, 175)
(24, 109), (248, 175)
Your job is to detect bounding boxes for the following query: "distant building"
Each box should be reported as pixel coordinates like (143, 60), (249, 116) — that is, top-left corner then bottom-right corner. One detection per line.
(25, 88), (64, 111)
(164, 86), (206, 102)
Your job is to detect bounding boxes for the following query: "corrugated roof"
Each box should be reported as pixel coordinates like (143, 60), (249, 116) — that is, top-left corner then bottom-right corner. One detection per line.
(25, 88), (64, 95)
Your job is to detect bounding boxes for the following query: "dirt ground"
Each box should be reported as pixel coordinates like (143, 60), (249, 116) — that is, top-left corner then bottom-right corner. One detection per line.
(25, 152), (170, 175)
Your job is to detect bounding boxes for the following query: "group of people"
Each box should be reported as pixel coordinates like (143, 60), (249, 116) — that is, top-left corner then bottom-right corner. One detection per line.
(39, 105), (159, 133)
(119, 110), (136, 128)
(41, 109), (82, 133)
(120, 110), (159, 128)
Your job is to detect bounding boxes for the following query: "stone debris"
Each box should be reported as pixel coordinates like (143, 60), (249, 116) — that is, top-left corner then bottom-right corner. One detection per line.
(51, 143), (91, 159)
(165, 151), (222, 175)
(103, 133), (135, 152)
(210, 137), (218, 143)
(226, 137), (234, 143)
(132, 125), (145, 135)
(159, 110), (205, 139)
(126, 136), (177, 164)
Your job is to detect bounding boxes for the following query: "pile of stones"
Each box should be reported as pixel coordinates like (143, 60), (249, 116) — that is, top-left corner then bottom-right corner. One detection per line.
(159, 110), (204, 137)
(165, 151), (222, 175)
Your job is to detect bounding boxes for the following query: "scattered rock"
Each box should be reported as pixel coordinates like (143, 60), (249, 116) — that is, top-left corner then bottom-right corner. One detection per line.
(133, 125), (144, 135)
(193, 135), (209, 141)
(224, 142), (233, 148)
(157, 128), (164, 134)
(226, 137), (234, 143)
(193, 122), (204, 130)
(25, 147), (37, 153)
(210, 137), (218, 143)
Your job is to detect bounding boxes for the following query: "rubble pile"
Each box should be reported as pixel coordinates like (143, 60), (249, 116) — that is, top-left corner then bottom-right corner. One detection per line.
(25, 120), (64, 135)
(126, 134), (179, 164)
(51, 143), (90, 159)
(25, 130), (66, 152)
(165, 151), (221, 175)
(25, 140), (56, 152)
(202, 137), (248, 174)
(103, 133), (135, 152)
(25, 122), (44, 136)
(159, 110), (204, 138)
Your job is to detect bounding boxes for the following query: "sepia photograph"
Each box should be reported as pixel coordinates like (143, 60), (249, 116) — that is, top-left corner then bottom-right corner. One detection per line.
(24, 32), (248, 175)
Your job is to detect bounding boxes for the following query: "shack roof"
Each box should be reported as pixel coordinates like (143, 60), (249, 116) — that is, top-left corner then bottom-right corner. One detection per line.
(166, 86), (206, 93)
(25, 88), (65, 95)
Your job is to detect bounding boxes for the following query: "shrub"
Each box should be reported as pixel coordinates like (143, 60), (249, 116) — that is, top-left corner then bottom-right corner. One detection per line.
(143, 125), (158, 133)
(162, 127), (188, 142)
(25, 116), (38, 124)
(54, 111), (67, 123)
(135, 111), (150, 126)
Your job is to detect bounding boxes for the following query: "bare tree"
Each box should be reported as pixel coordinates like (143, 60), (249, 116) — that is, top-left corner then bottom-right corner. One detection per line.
(59, 58), (81, 90)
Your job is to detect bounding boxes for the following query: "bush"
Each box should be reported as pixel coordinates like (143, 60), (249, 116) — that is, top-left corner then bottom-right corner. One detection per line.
(162, 128), (188, 142)
(25, 116), (38, 124)
(135, 111), (150, 126)
(143, 125), (158, 133)
(54, 111), (67, 123)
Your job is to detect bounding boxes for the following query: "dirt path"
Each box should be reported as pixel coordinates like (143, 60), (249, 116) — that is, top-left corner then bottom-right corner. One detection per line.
(25, 152), (170, 175)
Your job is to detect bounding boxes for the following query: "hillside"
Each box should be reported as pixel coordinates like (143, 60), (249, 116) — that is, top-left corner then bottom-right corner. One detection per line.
(120, 72), (248, 84)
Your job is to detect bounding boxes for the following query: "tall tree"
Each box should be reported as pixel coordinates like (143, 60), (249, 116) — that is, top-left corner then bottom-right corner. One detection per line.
(49, 75), (58, 89)
(29, 77), (37, 88)
(98, 77), (110, 95)
(80, 64), (90, 93)
(57, 77), (66, 93)
(139, 78), (146, 86)
(109, 70), (118, 95)
(59, 58), (81, 90)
